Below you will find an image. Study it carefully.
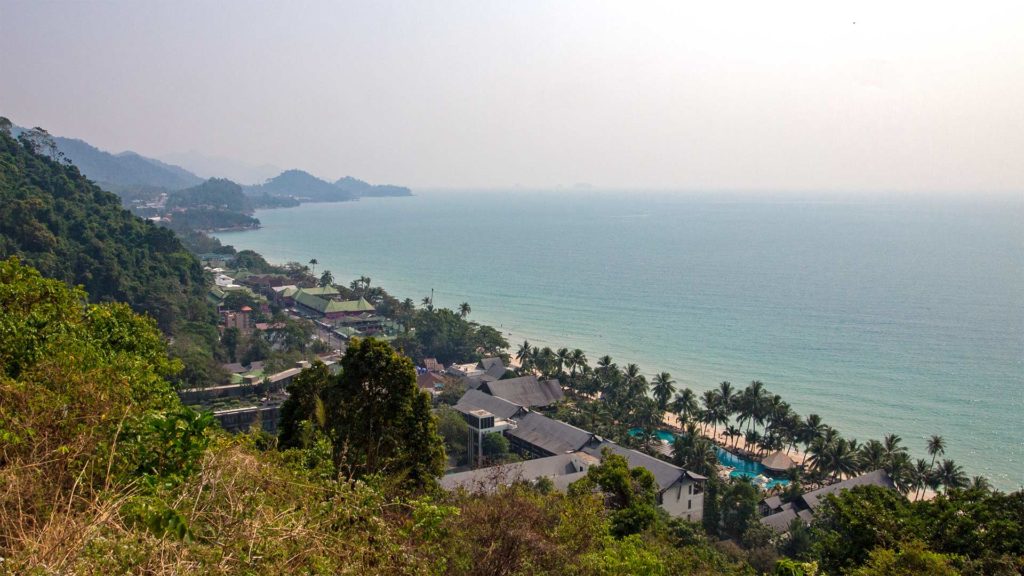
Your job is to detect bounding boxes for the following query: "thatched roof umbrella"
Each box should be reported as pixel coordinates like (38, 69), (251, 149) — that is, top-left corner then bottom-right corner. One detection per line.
(761, 450), (797, 473)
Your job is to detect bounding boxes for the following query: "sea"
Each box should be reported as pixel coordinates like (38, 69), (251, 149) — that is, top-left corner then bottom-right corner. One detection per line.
(215, 190), (1024, 491)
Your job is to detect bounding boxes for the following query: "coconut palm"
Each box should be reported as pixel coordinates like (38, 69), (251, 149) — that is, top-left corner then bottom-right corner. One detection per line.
(570, 349), (588, 376)
(717, 381), (735, 419)
(700, 389), (721, 437)
(672, 434), (719, 477)
(671, 388), (699, 427)
(937, 459), (968, 492)
(318, 269), (334, 287)
(882, 433), (907, 460)
(516, 340), (532, 369)
(927, 435), (946, 470)
(652, 372), (676, 411)
(912, 459), (932, 500)
(859, 439), (887, 472)
(724, 425), (742, 449)
(554, 348), (570, 376)
(745, 429), (762, 456)
(458, 302), (471, 318)
(968, 476), (991, 492)
(308, 258), (318, 277)
(824, 438), (859, 481)
(800, 414), (826, 452)
(885, 452), (915, 494)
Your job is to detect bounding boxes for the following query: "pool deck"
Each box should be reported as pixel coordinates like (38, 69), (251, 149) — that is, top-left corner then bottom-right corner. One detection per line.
(660, 412), (811, 471)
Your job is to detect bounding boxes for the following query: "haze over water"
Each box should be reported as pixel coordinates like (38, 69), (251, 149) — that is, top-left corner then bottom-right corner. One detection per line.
(217, 191), (1024, 490)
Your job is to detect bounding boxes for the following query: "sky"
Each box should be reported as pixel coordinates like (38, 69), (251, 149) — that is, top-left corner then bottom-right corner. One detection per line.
(1, 1), (1022, 193)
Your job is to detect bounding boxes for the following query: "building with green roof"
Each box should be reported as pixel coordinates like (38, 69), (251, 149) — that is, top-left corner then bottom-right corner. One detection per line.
(293, 290), (375, 320)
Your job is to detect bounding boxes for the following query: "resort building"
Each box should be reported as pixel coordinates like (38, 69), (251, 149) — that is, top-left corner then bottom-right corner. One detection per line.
(440, 452), (599, 493)
(582, 440), (707, 523)
(759, 469), (897, 533)
(449, 388), (706, 521)
(478, 375), (564, 408)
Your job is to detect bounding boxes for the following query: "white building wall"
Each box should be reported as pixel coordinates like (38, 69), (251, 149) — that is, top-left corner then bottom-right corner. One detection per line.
(659, 478), (704, 523)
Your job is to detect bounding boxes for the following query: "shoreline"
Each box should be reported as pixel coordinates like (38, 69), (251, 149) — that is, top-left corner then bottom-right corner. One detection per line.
(210, 208), (1019, 493)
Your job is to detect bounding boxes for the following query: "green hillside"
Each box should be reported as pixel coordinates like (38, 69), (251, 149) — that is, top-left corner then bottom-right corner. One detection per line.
(0, 126), (212, 334)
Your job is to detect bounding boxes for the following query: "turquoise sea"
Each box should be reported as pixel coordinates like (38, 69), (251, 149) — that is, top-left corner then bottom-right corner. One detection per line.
(216, 190), (1024, 490)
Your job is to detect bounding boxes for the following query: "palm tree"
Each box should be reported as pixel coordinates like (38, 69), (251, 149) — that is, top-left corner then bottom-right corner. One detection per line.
(652, 372), (676, 411)
(912, 458), (932, 500)
(671, 388), (699, 427)
(672, 434), (719, 477)
(308, 258), (318, 277)
(882, 433), (907, 461)
(537, 347), (557, 378)
(700, 389), (721, 437)
(744, 429), (762, 456)
(554, 348), (570, 376)
(825, 438), (859, 481)
(458, 302), (471, 318)
(927, 435), (946, 470)
(968, 476), (991, 492)
(937, 459), (968, 492)
(800, 414), (825, 452)
(318, 269), (334, 287)
(516, 340), (532, 369)
(420, 296), (434, 311)
(570, 349), (588, 376)
(885, 452), (915, 494)
(859, 439), (887, 472)
(717, 381), (735, 421)
(724, 425), (742, 449)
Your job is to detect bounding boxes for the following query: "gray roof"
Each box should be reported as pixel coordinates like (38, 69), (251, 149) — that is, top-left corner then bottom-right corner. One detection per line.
(481, 376), (564, 407)
(507, 412), (593, 455)
(454, 389), (526, 420)
(462, 373), (498, 390)
(761, 508), (801, 533)
(440, 453), (595, 493)
(221, 360), (264, 374)
(479, 357), (507, 379)
(801, 469), (896, 510)
(762, 495), (783, 512)
(760, 470), (897, 533)
(582, 440), (705, 493)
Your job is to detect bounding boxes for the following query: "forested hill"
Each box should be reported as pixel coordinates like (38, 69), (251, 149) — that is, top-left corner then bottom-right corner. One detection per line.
(335, 175), (412, 197)
(11, 126), (203, 191)
(167, 177), (253, 213)
(247, 169), (355, 202)
(0, 128), (212, 334)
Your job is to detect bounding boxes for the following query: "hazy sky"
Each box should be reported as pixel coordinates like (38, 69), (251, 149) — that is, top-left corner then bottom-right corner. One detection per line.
(2, 1), (1022, 192)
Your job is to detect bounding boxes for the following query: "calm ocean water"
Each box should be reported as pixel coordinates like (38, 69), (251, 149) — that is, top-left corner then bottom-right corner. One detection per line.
(216, 191), (1024, 490)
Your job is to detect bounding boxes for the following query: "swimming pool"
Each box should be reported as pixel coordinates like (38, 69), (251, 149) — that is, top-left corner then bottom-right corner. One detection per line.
(716, 447), (790, 489)
(629, 428), (790, 489)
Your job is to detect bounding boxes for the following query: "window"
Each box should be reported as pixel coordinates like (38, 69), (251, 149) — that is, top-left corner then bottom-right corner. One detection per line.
(688, 500), (692, 509)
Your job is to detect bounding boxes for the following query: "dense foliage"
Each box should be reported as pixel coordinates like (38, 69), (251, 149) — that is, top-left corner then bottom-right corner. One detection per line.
(0, 129), (213, 334)
(393, 305), (510, 365)
(278, 338), (446, 490)
(1, 261), (757, 574)
(166, 177), (253, 213)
